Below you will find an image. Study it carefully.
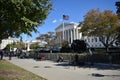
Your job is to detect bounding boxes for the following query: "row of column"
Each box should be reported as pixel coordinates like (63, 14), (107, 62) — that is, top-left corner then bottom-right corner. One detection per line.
(56, 28), (81, 44)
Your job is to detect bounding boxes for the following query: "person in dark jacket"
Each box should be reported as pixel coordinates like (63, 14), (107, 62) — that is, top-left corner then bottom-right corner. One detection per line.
(0, 50), (4, 60)
(74, 54), (79, 65)
(57, 56), (64, 62)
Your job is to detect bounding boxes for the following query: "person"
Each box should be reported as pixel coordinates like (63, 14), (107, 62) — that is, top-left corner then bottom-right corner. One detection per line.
(40, 55), (46, 60)
(108, 52), (112, 64)
(9, 51), (12, 60)
(17, 49), (22, 58)
(74, 54), (78, 65)
(0, 50), (4, 60)
(57, 56), (63, 62)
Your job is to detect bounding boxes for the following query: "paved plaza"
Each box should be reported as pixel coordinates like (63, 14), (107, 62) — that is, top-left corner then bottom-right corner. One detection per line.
(4, 57), (120, 80)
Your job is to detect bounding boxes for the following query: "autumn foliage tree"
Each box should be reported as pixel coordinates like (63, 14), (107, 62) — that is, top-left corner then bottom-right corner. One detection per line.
(79, 9), (120, 52)
(36, 32), (56, 47)
(116, 1), (120, 19)
(0, 0), (52, 42)
(115, 1), (120, 43)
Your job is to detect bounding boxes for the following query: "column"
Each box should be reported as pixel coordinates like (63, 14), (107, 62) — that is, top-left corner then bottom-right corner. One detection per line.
(64, 30), (66, 40)
(73, 28), (76, 40)
(66, 30), (68, 41)
(68, 29), (70, 43)
(76, 28), (78, 39)
(70, 29), (73, 43)
(27, 43), (30, 51)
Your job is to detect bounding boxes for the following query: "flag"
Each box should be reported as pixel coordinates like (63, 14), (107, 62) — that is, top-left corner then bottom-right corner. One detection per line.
(63, 15), (69, 20)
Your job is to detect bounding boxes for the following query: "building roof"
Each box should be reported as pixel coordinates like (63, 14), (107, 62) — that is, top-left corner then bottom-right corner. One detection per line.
(55, 22), (79, 31)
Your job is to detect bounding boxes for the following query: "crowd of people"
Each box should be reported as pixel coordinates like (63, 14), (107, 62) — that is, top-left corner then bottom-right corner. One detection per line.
(0, 48), (23, 60)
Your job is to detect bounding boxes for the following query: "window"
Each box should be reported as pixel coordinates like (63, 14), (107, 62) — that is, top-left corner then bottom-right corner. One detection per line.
(91, 38), (94, 42)
(95, 38), (97, 42)
(87, 38), (90, 42)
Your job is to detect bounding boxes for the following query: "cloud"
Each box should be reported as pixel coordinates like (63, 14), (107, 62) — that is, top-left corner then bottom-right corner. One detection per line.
(52, 19), (57, 23)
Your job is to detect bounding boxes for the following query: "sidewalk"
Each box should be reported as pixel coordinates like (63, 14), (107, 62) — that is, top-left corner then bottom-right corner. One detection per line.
(4, 57), (120, 80)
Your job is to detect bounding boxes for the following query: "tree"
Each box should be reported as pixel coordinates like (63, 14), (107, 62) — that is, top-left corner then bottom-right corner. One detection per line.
(36, 32), (56, 46)
(60, 40), (71, 53)
(5, 44), (13, 51)
(79, 9), (120, 52)
(13, 42), (25, 49)
(71, 40), (87, 53)
(0, 0), (52, 42)
(56, 31), (62, 46)
(115, 1), (120, 43)
(115, 1), (120, 19)
(30, 42), (40, 49)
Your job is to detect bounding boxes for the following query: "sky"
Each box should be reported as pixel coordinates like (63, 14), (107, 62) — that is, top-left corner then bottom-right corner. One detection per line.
(22, 0), (119, 40)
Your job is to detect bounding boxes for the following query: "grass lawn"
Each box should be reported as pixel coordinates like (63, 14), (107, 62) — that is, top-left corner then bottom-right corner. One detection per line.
(0, 60), (47, 80)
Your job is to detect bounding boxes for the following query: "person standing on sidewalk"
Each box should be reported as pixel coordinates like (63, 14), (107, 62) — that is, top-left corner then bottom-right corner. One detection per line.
(9, 51), (12, 60)
(0, 50), (4, 60)
(74, 54), (79, 65)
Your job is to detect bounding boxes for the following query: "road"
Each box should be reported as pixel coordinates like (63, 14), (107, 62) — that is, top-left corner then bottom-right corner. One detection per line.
(4, 57), (120, 80)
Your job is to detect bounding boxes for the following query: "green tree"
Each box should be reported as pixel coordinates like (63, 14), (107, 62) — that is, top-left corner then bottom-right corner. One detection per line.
(0, 0), (52, 42)
(30, 42), (40, 49)
(5, 44), (13, 51)
(79, 9), (120, 52)
(13, 42), (25, 49)
(60, 40), (71, 53)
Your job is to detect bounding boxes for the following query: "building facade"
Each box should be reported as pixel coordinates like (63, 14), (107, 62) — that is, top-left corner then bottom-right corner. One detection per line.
(83, 36), (104, 48)
(55, 22), (82, 44)
(55, 22), (105, 48)
(25, 39), (47, 51)
(0, 37), (18, 49)
(0, 37), (47, 51)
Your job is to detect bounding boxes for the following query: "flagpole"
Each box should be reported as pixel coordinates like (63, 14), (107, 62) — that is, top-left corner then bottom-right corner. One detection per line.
(62, 19), (64, 40)
(62, 14), (69, 40)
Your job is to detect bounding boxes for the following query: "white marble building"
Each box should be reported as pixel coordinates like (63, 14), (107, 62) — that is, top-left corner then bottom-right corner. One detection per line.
(55, 22), (82, 44)
(83, 36), (104, 48)
(0, 37), (18, 49)
(55, 22), (105, 48)
(0, 37), (47, 51)
(25, 39), (47, 51)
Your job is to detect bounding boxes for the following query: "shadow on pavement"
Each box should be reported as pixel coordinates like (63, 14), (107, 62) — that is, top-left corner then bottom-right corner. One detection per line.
(90, 73), (120, 77)
(54, 62), (120, 70)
